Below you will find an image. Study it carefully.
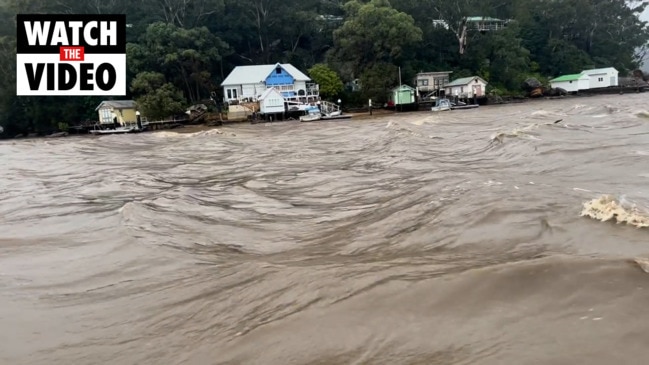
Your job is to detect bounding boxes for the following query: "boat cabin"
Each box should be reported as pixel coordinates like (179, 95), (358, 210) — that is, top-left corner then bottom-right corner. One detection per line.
(431, 98), (452, 112)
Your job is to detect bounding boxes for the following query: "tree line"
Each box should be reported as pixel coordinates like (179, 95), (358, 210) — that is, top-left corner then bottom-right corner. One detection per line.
(0, 0), (647, 137)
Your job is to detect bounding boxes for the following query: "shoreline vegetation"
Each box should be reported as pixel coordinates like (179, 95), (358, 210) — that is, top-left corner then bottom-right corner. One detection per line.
(4, 90), (644, 141)
(0, 0), (648, 139)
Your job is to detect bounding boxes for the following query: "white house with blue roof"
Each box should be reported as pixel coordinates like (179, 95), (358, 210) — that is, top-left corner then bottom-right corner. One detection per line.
(220, 62), (319, 104)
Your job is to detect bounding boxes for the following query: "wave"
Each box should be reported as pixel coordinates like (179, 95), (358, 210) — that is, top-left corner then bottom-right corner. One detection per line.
(634, 257), (649, 273)
(4, 93), (649, 365)
(153, 128), (227, 138)
(636, 111), (649, 119)
(581, 195), (649, 228)
(489, 122), (554, 143)
(385, 120), (441, 139)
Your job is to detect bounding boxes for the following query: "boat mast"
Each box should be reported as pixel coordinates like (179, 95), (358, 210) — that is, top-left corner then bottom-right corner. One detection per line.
(398, 67), (401, 107)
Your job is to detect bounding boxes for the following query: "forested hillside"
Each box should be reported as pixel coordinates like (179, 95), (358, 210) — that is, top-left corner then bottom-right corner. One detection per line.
(0, 0), (648, 136)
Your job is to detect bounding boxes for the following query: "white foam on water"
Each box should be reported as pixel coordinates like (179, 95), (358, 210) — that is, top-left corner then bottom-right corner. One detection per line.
(581, 195), (649, 228)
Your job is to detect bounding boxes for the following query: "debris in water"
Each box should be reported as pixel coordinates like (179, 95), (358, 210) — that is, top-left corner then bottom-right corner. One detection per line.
(634, 257), (649, 273)
(580, 195), (649, 228)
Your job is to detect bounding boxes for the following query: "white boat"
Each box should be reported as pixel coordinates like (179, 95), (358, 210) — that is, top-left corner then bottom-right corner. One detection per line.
(450, 100), (479, 110)
(89, 125), (141, 135)
(299, 106), (322, 122)
(431, 98), (452, 112)
(298, 101), (347, 122)
(287, 101), (313, 112)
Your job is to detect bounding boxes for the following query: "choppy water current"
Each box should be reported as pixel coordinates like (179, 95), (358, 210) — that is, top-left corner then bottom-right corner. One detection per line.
(2, 94), (649, 365)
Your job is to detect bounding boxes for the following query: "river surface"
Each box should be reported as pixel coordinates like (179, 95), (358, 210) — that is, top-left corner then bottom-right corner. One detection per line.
(2, 93), (649, 365)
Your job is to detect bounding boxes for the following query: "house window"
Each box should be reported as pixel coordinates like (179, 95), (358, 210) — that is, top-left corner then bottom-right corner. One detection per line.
(100, 108), (113, 124)
(226, 88), (238, 99)
(598, 77), (603, 82)
(417, 79), (429, 86)
(434, 77), (449, 88)
(276, 66), (282, 74)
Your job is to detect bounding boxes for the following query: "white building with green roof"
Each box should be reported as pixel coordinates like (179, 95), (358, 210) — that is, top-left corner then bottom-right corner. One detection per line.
(549, 73), (590, 92)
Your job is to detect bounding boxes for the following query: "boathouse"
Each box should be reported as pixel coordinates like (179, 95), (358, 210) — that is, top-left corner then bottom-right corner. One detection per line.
(444, 76), (488, 98)
(95, 100), (138, 125)
(581, 67), (619, 89)
(390, 85), (416, 105)
(258, 87), (285, 115)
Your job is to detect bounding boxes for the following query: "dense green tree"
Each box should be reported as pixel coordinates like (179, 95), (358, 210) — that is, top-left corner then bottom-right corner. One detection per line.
(459, 23), (533, 91)
(214, 0), (330, 67)
(308, 63), (343, 99)
(359, 62), (399, 104)
(130, 71), (186, 120)
(127, 22), (230, 104)
(329, 0), (422, 100)
(328, 0), (422, 79)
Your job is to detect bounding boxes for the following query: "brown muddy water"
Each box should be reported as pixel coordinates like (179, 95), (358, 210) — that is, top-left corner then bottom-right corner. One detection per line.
(2, 94), (649, 365)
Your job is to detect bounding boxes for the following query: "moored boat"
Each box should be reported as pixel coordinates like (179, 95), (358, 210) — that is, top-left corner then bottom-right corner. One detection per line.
(89, 125), (142, 135)
(299, 105), (322, 122)
(431, 98), (452, 112)
(450, 100), (479, 110)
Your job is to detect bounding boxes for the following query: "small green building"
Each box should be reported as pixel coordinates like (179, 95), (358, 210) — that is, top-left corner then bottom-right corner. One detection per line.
(391, 84), (416, 105)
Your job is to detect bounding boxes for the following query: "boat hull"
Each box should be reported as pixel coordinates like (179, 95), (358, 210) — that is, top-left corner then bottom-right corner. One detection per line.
(300, 113), (351, 122)
(451, 104), (479, 110)
(299, 115), (321, 122)
(89, 127), (141, 135)
(320, 114), (352, 121)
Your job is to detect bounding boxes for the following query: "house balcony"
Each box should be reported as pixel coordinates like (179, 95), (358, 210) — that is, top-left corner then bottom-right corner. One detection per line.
(267, 83), (320, 100)
(267, 83), (294, 91)
(466, 17), (510, 32)
(306, 82), (319, 96)
(416, 85), (436, 92)
(415, 83), (449, 92)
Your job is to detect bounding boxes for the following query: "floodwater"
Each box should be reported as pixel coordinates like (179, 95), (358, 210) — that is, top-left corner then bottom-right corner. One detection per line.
(2, 93), (649, 365)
